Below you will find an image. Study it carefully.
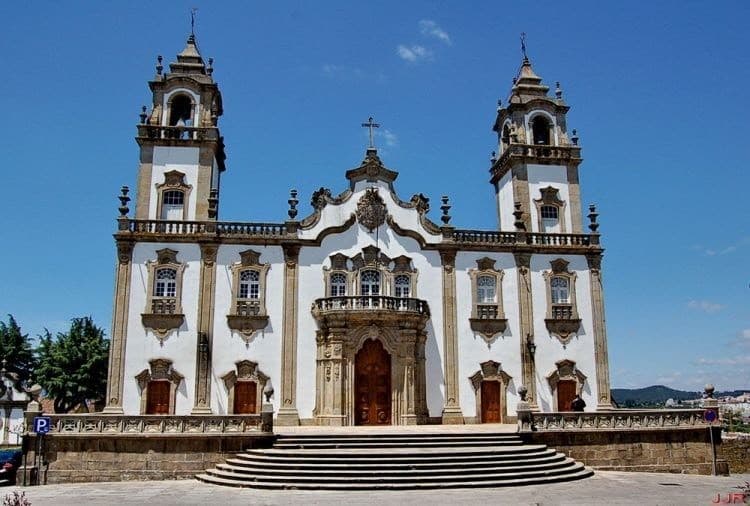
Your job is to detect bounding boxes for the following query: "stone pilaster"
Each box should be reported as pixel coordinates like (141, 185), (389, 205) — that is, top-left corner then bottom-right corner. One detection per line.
(586, 253), (613, 409)
(314, 329), (346, 426)
(192, 243), (218, 414)
(103, 240), (134, 414)
(567, 166), (583, 233)
(511, 166), (532, 231)
(514, 251), (538, 410)
(277, 244), (301, 425)
(439, 248), (463, 424)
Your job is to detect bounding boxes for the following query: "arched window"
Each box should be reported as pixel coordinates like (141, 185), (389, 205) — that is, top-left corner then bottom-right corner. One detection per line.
(394, 275), (410, 298)
(154, 268), (177, 298)
(540, 205), (560, 233)
(477, 275), (497, 303)
(330, 272), (347, 297)
(160, 190), (185, 220)
(360, 270), (380, 296)
(531, 116), (551, 145)
(169, 94), (193, 126)
(239, 270), (260, 300)
(550, 276), (569, 304)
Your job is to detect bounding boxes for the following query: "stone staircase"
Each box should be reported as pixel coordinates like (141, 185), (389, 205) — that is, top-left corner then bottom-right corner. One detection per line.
(196, 430), (592, 489)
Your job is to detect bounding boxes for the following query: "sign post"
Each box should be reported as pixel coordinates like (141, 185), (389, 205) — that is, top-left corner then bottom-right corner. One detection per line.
(32, 416), (51, 485)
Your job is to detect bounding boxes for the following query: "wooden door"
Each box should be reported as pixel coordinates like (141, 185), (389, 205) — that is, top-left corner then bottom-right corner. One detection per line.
(481, 380), (501, 423)
(234, 381), (257, 414)
(557, 380), (577, 411)
(355, 339), (391, 425)
(146, 380), (170, 414)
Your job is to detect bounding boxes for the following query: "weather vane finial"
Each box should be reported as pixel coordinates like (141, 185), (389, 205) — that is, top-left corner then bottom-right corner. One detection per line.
(361, 116), (380, 149)
(520, 32), (528, 60)
(190, 8), (198, 36)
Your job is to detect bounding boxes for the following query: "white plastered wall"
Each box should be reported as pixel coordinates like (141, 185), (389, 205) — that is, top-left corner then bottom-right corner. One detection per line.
(122, 243), (201, 415)
(210, 245), (284, 414)
(527, 164), (572, 233)
(530, 254), (598, 412)
(148, 146), (200, 221)
(496, 170), (515, 231)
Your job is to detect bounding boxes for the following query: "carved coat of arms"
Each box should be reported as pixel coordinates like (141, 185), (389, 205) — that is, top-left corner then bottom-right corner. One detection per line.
(356, 188), (387, 232)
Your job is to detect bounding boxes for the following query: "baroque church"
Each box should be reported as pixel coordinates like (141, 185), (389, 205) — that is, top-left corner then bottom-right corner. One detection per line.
(103, 34), (613, 426)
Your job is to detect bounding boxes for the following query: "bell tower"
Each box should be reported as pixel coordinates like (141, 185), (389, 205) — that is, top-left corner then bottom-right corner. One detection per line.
(134, 34), (226, 222)
(490, 54), (583, 234)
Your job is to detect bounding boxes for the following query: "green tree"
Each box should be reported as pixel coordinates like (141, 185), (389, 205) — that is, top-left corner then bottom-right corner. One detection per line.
(35, 317), (109, 413)
(0, 315), (36, 388)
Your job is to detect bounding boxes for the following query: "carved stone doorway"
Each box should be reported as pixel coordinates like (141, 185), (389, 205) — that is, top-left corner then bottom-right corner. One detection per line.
(355, 339), (392, 425)
(557, 380), (576, 411)
(480, 380), (501, 423)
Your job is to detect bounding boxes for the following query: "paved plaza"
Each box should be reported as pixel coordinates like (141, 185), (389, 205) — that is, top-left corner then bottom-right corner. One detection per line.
(5, 471), (750, 506)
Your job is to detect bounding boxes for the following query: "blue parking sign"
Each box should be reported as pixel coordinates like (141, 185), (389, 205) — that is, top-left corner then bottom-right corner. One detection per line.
(33, 416), (51, 434)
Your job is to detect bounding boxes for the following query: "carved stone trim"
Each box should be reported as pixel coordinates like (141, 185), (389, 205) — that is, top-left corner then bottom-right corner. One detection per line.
(226, 315), (270, 343)
(533, 186), (567, 234)
(221, 360), (269, 414)
(141, 313), (185, 343)
(142, 249), (187, 344)
(469, 360), (512, 423)
(468, 257), (507, 345)
(155, 170), (193, 220)
(542, 258), (580, 344)
(228, 249), (271, 343)
(469, 318), (508, 342)
(136, 359), (184, 415)
(355, 188), (387, 232)
(546, 359), (587, 411)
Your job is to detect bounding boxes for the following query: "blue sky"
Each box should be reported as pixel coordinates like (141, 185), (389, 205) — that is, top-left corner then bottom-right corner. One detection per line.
(1, 1), (748, 391)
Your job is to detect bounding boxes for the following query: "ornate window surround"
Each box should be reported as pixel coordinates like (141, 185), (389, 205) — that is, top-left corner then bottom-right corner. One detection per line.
(220, 360), (269, 415)
(142, 248), (186, 343)
(323, 253), (354, 297)
(469, 360), (512, 423)
(468, 257), (507, 343)
(164, 90), (198, 127)
(227, 249), (270, 342)
(155, 170), (192, 221)
(324, 248), (418, 298)
(524, 110), (558, 146)
(533, 186), (567, 233)
(135, 358), (184, 415)
(542, 258), (581, 344)
(546, 359), (587, 411)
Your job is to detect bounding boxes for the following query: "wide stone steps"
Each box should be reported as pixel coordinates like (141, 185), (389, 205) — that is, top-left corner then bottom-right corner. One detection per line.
(197, 431), (593, 490)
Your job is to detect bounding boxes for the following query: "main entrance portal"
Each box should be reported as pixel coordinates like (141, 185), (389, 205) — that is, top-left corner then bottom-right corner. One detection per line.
(355, 339), (392, 425)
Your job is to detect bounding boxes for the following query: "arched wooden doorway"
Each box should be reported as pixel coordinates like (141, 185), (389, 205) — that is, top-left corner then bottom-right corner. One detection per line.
(355, 339), (391, 425)
(557, 379), (577, 411)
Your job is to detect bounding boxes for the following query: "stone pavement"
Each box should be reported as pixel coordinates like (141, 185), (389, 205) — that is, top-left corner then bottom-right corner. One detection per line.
(4, 471), (750, 506)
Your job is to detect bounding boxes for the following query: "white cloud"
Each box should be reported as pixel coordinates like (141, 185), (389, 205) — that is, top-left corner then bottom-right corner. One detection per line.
(419, 19), (451, 45)
(396, 45), (433, 62)
(687, 299), (724, 314)
(380, 129), (398, 147)
(695, 355), (750, 367)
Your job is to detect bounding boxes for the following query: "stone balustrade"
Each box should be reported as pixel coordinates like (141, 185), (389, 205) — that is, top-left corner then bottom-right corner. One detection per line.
(120, 219), (288, 238)
(517, 409), (710, 433)
(136, 124), (220, 142)
(45, 414), (267, 435)
(451, 229), (595, 248)
(313, 296), (430, 315)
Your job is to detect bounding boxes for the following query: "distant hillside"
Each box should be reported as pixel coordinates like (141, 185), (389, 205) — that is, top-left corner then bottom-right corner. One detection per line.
(611, 385), (749, 406)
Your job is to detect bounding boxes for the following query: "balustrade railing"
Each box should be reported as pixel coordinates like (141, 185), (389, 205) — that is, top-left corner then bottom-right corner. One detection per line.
(495, 143), (582, 166)
(550, 304), (575, 320)
(314, 296), (430, 315)
(236, 300), (262, 316)
(528, 232), (592, 246)
(46, 414), (266, 435)
(216, 222), (287, 236)
(122, 219), (288, 238)
(452, 229), (516, 244)
(476, 304), (500, 319)
(151, 298), (178, 314)
(138, 125), (216, 142)
(518, 409), (708, 432)
(452, 229), (593, 247)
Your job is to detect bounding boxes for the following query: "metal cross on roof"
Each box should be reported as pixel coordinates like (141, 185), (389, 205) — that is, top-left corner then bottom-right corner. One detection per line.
(191, 8), (198, 36)
(361, 116), (380, 149)
(520, 32), (528, 60)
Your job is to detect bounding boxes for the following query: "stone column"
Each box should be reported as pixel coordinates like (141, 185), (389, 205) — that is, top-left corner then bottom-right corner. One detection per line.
(567, 166), (583, 233)
(103, 240), (134, 414)
(401, 330), (418, 426)
(277, 244), (301, 425)
(586, 253), (613, 409)
(192, 243), (218, 414)
(439, 249), (464, 424)
(415, 332), (428, 422)
(514, 251), (538, 410)
(511, 166), (532, 231)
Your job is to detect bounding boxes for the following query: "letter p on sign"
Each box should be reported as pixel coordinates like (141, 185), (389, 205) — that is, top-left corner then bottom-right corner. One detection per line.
(33, 416), (51, 434)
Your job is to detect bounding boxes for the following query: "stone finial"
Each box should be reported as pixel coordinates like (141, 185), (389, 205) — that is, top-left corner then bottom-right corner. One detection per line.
(263, 380), (274, 402)
(288, 189), (299, 220)
(588, 204), (599, 233)
(496, 99), (502, 112)
(513, 201), (526, 231)
(704, 384), (715, 399)
(139, 105), (148, 124)
(118, 186), (130, 217)
(156, 55), (163, 76)
(555, 81), (563, 100)
(207, 57), (214, 76)
(571, 129), (579, 146)
(490, 151), (497, 165)
(518, 385), (528, 401)
(440, 196), (452, 225)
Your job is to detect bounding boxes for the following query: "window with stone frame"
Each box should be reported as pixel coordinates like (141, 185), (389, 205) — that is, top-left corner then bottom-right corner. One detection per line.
(227, 249), (271, 342)
(142, 248), (186, 343)
(394, 274), (411, 298)
(543, 259), (581, 344)
(534, 186), (566, 234)
(330, 272), (347, 297)
(156, 170), (192, 221)
(468, 257), (507, 343)
(360, 269), (381, 296)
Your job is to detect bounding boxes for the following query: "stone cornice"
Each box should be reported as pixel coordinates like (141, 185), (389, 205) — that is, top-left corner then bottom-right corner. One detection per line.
(489, 144), (582, 184)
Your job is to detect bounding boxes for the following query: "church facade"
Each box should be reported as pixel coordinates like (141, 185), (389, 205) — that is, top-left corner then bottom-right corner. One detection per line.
(103, 35), (613, 426)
